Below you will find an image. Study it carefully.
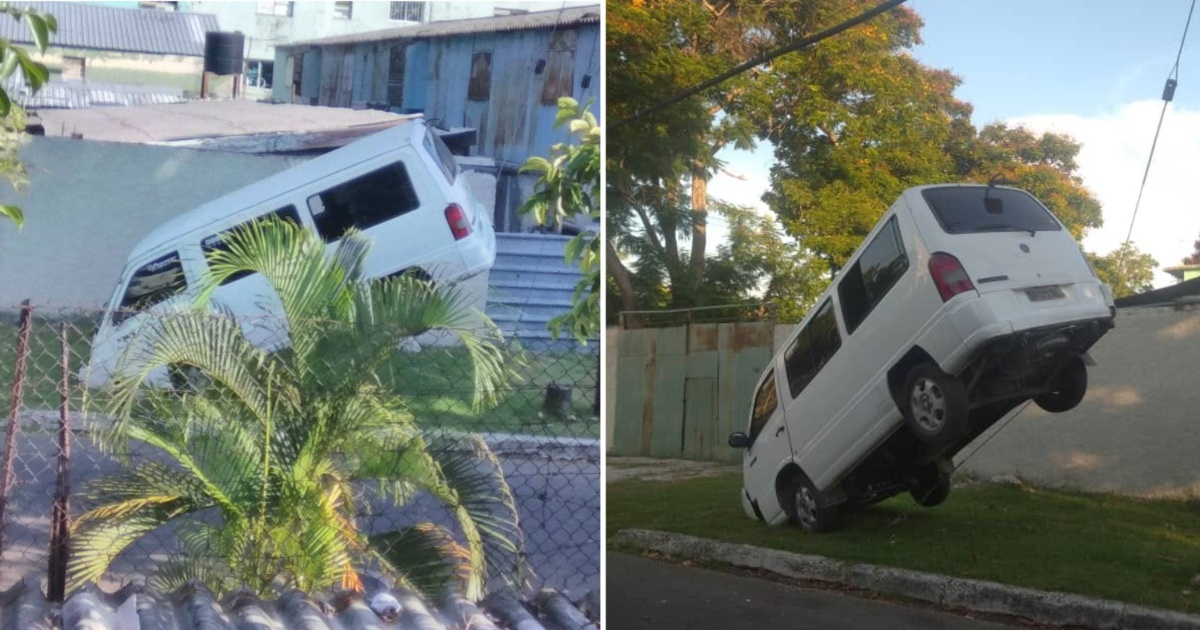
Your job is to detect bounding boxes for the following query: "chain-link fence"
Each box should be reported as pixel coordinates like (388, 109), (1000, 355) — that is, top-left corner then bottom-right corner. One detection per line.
(0, 303), (600, 602)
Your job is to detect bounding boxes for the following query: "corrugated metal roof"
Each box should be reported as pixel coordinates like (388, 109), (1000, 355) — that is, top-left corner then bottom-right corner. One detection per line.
(0, 1), (218, 56)
(3, 75), (189, 109)
(0, 576), (600, 630)
(284, 5), (601, 49)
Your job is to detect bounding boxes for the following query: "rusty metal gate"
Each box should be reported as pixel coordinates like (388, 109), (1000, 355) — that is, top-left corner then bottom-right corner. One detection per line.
(611, 322), (775, 463)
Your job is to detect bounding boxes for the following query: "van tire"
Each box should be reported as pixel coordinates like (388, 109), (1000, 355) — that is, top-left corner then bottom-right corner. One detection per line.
(1033, 355), (1087, 413)
(902, 363), (968, 448)
(910, 457), (952, 507)
(782, 472), (839, 533)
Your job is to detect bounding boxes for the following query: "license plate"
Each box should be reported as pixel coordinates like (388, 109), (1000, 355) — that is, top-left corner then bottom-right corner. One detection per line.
(1025, 286), (1065, 302)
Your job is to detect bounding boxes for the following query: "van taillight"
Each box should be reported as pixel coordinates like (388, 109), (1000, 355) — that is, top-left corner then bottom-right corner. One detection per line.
(445, 203), (471, 240)
(929, 252), (975, 301)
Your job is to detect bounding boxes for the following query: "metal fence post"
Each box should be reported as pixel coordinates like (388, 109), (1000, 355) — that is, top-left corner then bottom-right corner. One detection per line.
(48, 322), (72, 602)
(0, 299), (33, 556)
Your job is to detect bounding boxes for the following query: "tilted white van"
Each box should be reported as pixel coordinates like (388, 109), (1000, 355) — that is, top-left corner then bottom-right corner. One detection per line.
(729, 183), (1115, 532)
(84, 117), (495, 389)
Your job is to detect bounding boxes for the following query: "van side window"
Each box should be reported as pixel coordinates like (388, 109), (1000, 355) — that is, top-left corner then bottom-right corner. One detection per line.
(838, 217), (908, 334)
(201, 206), (301, 285)
(748, 370), (778, 443)
(783, 300), (842, 399)
(307, 161), (421, 242)
(113, 251), (186, 325)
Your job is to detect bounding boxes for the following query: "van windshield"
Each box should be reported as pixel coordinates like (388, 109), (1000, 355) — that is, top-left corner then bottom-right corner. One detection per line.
(922, 187), (1062, 235)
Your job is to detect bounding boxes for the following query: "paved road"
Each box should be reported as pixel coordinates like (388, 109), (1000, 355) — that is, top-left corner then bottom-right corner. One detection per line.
(608, 553), (1017, 630)
(0, 428), (600, 597)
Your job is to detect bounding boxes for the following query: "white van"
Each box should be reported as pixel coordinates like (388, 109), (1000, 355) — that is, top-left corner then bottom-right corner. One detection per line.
(729, 183), (1115, 532)
(83, 117), (495, 389)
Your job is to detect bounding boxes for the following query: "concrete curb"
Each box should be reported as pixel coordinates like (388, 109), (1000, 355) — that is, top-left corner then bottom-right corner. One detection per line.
(611, 529), (1200, 630)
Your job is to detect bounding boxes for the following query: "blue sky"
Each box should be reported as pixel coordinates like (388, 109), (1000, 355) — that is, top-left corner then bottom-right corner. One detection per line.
(707, 0), (1200, 287)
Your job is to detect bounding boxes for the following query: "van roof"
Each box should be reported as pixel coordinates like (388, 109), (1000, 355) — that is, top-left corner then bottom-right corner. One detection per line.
(127, 118), (423, 262)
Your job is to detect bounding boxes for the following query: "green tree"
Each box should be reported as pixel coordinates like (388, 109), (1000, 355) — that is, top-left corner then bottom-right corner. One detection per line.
(1088, 242), (1158, 298)
(71, 220), (524, 600)
(519, 97), (600, 343)
(609, 0), (1107, 323)
(0, 3), (56, 226)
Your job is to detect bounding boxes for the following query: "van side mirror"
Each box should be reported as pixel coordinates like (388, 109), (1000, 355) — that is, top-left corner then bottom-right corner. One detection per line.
(728, 432), (751, 449)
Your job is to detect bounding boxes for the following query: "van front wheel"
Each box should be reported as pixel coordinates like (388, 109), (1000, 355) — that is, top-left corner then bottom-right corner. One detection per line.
(902, 363), (968, 448)
(1033, 355), (1087, 413)
(783, 472), (839, 533)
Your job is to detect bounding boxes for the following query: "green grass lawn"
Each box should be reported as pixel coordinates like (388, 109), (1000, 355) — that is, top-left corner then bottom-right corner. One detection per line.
(381, 345), (600, 438)
(608, 472), (1200, 614)
(0, 317), (599, 439)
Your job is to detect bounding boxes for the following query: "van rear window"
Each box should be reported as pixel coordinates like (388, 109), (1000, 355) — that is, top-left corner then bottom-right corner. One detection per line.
(921, 187), (1061, 235)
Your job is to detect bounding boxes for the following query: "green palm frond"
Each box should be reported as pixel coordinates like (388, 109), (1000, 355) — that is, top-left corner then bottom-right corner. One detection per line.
(148, 556), (237, 596)
(429, 435), (527, 589)
(370, 523), (472, 599)
(69, 502), (196, 591)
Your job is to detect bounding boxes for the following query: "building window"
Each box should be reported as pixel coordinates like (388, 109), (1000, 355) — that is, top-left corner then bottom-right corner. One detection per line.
(61, 56), (85, 81)
(257, 1), (293, 17)
(245, 60), (274, 89)
(468, 51), (491, 102)
(333, 1), (352, 19)
(390, 1), (423, 22)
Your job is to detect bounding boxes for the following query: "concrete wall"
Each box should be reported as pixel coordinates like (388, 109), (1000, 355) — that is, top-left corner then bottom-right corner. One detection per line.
(607, 307), (1200, 497)
(956, 305), (1200, 498)
(43, 47), (204, 92)
(0, 137), (305, 309)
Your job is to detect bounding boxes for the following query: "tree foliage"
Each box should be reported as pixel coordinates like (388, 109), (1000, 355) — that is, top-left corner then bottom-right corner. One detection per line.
(518, 97), (600, 343)
(0, 3), (56, 227)
(607, 0), (1109, 321)
(1088, 242), (1157, 298)
(72, 219), (526, 600)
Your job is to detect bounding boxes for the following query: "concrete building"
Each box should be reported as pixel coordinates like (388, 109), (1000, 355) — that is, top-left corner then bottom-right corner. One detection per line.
(177, 1), (595, 100)
(0, 1), (217, 95)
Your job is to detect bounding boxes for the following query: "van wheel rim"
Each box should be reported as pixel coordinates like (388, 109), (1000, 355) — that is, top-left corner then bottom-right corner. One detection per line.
(911, 377), (946, 433)
(795, 486), (819, 529)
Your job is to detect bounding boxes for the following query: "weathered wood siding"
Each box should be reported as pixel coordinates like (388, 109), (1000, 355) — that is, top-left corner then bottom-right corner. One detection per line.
(612, 323), (775, 463)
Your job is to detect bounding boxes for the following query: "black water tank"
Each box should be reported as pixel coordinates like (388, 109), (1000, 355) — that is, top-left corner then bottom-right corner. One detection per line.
(204, 31), (245, 75)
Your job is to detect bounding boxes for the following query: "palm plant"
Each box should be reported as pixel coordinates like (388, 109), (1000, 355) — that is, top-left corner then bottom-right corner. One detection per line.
(70, 219), (526, 600)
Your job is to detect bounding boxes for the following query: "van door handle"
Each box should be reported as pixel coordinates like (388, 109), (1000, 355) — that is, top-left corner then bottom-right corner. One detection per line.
(775, 426), (786, 437)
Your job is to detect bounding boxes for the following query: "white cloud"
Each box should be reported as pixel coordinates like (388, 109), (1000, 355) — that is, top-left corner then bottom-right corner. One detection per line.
(1010, 100), (1200, 287)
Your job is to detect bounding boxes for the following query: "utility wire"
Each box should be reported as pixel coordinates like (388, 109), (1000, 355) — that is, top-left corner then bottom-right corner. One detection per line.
(1118, 0), (1196, 276)
(610, 0), (909, 130)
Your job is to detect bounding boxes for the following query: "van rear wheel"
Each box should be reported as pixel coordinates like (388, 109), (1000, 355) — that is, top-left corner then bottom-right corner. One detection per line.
(902, 363), (968, 448)
(1033, 355), (1087, 413)
(783, 472), (839, 533)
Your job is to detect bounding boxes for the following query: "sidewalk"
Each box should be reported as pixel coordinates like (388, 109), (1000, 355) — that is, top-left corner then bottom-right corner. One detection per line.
(606, 456), (738, 483)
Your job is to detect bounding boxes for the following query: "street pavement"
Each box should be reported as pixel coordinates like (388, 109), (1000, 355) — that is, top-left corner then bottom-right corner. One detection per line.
(608, 553), (1019, 630)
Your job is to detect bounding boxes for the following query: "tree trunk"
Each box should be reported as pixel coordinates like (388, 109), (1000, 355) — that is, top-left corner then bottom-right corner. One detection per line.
(606, 238), (639, 327)
(690, 161), (708, 282)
